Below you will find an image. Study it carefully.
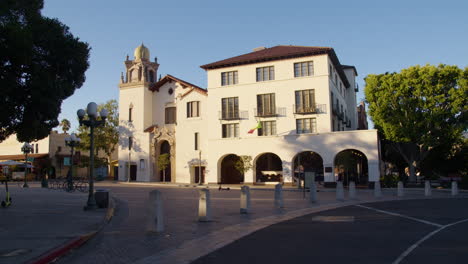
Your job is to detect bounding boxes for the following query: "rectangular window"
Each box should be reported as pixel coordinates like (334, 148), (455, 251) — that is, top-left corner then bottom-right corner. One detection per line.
(256, 66), (274, 82)
(256, 93), (276, 116)
(194, 132), (199, 150)
(129, 136), (133, 150)
(296, 118), (317, 134)
(294, 61), (314, 77)
(295, 89), (316, 113)
(129, 108), (132, 122)
(221, 97), (239, 119)
(221, 71), (238, 86)
(165, 107), (176, 124)
(187, 101), (200, 118)
(222, 123), (239, 138)
(35, 144), (38, 153)
(258, 121), (276, 136)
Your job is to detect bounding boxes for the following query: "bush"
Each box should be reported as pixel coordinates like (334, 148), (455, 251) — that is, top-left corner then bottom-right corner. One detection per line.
(381, 174), (399, 188)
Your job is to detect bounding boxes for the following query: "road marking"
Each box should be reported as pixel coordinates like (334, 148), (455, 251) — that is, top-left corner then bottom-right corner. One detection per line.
(311, 216), (355, 222)
(355, 205), (443, 227)
(393, 218), (468, 264)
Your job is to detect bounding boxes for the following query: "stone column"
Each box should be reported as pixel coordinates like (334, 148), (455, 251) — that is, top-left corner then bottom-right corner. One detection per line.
(198, 188), (212, 222)
(274, 184), (284, 208)
(240, 186), (251, 214)
(397, 181), (404, 197)
(349, 181), (356, 199)
(424, 180), (432, 196)
(147, 190), (164, 232)
(374, 181), (382, 198)
(336, 181), (344, 201)
(451, 181), (458, 196)
(309, 180), (317, 203)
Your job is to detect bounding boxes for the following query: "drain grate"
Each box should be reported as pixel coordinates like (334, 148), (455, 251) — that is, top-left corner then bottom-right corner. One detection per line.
(0, 248), (31, 257)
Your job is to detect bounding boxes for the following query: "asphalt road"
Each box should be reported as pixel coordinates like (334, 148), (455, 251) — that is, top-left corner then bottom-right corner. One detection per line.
(192, 198), (468, 264)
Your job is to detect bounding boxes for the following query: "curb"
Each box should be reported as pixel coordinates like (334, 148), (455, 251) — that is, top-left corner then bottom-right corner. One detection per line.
(26, 195), (116, 264)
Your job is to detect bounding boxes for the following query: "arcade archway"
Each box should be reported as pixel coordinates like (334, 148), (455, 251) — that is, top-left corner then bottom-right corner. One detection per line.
(334, 149), (368, 186)
(255, 153), (283, 182)
(293, 151), (324, 184)
(159, 140), (171, 182)
(220, 154), (244, 184)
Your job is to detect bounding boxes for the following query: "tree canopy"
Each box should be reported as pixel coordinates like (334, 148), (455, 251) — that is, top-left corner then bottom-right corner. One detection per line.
(0, 0), (90, 142)
(60, 119), (71, 133)
(365, 64), (467, 181)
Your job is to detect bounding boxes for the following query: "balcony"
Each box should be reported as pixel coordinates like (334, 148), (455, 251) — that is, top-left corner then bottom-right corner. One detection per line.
(254, 107), (286, 117)
(219, 111), (248, 120)
(293, 104), (326, 115)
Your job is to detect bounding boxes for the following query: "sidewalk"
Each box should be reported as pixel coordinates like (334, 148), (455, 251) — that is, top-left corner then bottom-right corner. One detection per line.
(0, 182), (108, 264)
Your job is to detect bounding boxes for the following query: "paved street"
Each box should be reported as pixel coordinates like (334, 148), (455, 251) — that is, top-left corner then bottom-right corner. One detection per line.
(193, 198), (468, 264)
(55, 182), (466, 264)
(0, 182), (106, 264)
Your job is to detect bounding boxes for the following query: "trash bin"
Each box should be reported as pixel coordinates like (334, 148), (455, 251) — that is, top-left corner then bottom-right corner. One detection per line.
(95, 189), (109, 208)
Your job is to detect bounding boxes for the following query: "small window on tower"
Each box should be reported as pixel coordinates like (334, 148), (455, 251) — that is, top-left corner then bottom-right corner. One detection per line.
(129, 107), (133, 122)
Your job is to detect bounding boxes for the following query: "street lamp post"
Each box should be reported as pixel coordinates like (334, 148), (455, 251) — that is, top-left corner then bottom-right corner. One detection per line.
(21, 142), (33, 188)
(77, 102), (108, 210)
(65, 133), (81, 192)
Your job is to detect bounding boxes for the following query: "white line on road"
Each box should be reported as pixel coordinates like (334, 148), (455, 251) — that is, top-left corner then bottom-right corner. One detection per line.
(392, 218), (468, 264)
(355, 204), (443, 227)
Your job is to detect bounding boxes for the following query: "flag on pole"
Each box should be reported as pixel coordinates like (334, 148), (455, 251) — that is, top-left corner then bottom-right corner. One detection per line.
(248, 122), (262, 134)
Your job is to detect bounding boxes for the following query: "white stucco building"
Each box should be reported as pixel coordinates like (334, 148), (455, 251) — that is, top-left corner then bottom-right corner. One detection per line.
(118, 44), (381, 186)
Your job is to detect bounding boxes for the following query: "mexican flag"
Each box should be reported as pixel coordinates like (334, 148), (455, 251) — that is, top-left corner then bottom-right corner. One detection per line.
(248, 122), (262, 134)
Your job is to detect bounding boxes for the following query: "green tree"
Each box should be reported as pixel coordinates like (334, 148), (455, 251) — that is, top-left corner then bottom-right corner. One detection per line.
(157, 153), (170, 182)
(60, 119), (71, 133)
(365, 64), (467, 181)
(76, 100), (119, 171)
(0, 0), (90, 143)
(234, 155), (253, 176)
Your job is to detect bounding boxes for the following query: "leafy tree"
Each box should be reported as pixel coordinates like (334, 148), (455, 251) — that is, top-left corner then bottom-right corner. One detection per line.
(234, 155), (253, 176)
(365, 64), (467, 181)
(157, 153), (170, 182)
(60, 119), (71, 133)
(0, 0), (90, 143)
(76, 100), (119, 170)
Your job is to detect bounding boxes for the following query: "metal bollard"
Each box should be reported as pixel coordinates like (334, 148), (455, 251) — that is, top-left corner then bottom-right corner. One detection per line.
(309, 180), (317, 203)
(147, 190), (164, 232)
(451, 181), (458, 196)
(424, 180), (432, 196)
(374, 181), (382, 198)
(240, 186), (251, 214)
(198, 188), (212, 222)
(336, 181), (344, 201)
(274, 183), (284, 208)
(349, 181), (357, 200)
(397, 181), (404, 197)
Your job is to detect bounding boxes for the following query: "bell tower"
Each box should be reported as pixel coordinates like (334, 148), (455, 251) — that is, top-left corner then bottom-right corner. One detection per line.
(118, 44), (159, 182)
(120, 43), (159, 86)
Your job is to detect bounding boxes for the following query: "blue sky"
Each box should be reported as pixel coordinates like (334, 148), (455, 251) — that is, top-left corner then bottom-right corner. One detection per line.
(42, 0), (468, 131)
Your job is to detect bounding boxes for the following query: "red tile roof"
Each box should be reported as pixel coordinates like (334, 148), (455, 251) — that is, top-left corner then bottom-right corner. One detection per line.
(200, 45), (351, 88)
(149, 74), (206, 92)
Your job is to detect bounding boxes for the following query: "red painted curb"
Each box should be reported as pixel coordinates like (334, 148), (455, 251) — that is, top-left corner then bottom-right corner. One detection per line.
(27, 232), (96, 264)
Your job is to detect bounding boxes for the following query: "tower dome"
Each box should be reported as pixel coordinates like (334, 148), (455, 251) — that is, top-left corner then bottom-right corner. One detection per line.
(134, 43), (150, 60)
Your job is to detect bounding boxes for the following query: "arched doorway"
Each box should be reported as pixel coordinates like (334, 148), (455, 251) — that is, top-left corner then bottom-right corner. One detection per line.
(293, 151), (324, 185)
(334, 149), (368, 186)
(220, 154), (244, 184)
(159, 140), (171, 182)
(255, 153), (283, 182)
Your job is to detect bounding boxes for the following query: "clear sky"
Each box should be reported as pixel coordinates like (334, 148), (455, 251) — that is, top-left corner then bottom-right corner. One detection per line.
(41, 0), (468, 131)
